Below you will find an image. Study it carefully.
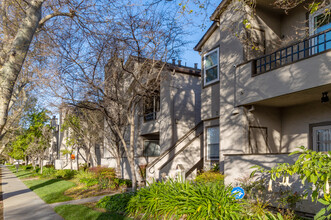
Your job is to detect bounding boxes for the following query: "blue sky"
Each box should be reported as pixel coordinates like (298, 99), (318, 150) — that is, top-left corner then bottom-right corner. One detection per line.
(172, 1), (216, 69)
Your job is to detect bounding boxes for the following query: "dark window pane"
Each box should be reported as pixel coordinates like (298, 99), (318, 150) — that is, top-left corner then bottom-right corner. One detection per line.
(205, 66), (218, 83)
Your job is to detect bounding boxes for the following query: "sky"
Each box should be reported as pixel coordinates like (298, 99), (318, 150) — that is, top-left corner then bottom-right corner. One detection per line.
(162, 1), (217, 69)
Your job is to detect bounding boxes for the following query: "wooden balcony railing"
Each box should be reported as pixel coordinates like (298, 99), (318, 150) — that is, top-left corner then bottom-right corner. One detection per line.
(253, 28), (331, 76)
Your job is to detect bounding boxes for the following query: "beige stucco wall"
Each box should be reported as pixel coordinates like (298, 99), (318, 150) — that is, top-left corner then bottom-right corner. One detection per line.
(245, 105), (282, 153)
(281, 101), (331, 152)
(236, 51), (331, 106)
(224, 153), (322, 214)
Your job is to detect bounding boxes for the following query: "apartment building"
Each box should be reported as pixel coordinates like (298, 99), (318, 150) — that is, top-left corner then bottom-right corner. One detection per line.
(194, 0), (331, 213)
(101, 59), (202, 182)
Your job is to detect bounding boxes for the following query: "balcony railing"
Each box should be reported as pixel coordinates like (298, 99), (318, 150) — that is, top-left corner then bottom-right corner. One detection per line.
(144, 112), (157, 122)
(253, 28), (331, 76)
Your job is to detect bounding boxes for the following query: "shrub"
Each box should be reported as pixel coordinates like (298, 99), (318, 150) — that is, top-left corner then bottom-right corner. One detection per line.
(88, 166), (116, 179)
(195, 170), (224, 184)
(23, 165), (33, 170)
(55, 169), (77, 179)
(41, 167), (56, 177)
(97, 192), (135, 214)
(127, 179), (247, 219)
(88, 166), (117, 189)
(78, 163), (89, 171)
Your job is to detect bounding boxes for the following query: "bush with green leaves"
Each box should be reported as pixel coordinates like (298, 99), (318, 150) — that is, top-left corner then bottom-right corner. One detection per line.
(55, 169), (77, 179)
(195, 170), (225, 184)
(127, 179), (250, 219)
(41, 167), (56, 177)
(97, 192), (135, 214)
(251, 146), (331, 220)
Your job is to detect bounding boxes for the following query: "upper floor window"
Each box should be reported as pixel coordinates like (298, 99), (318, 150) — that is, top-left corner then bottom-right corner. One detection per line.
(309, 7), (331, 53)
(204, 48), (219, 86)
(143, 90), (160, 122)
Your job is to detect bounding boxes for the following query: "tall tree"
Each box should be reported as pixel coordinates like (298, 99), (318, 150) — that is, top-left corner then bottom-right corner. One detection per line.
(0, 0), (114, 138)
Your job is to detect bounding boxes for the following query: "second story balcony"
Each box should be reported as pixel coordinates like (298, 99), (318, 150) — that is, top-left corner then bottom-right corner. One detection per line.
(253, 28), (331, 76)
(236, 28), (331, 107)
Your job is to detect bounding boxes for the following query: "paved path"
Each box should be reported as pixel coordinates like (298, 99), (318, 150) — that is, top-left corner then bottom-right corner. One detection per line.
(1, 166), (63, 220)
(50, 194), (111, 208)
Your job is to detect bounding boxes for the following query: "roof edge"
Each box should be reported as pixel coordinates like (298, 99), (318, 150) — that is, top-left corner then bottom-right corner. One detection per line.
(193, 22), (218, 52)
(210, 0), (232, 21)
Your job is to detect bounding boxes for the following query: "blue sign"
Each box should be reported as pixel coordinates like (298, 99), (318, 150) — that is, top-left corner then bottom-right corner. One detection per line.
(231, 187), (245, 199)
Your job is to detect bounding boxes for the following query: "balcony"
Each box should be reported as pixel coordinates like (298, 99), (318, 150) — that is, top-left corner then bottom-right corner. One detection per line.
(235, 28), (331, 107)
(144, 112), (157, 122)
(253, 28), (331, 76)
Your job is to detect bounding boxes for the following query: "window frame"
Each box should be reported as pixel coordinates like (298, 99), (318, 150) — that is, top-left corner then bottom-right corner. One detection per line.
(206, 126), (220, 161)
(309, 6), (331, 36)
(203, 47), (220, 86)
(312, 125), (331, 152)
(143, 90), (160, 122)
(143, 139), (161, 157)
(309, 122), (331, 152)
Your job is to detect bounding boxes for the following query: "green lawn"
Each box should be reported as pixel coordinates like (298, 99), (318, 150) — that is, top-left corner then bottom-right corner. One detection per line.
(7, 165), (38, 179)
(23, 178), (76, 203)
(54, 204), (132, 220)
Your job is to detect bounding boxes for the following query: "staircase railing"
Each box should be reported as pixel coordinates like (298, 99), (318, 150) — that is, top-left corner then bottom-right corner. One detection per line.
(147, 121), (203, 174)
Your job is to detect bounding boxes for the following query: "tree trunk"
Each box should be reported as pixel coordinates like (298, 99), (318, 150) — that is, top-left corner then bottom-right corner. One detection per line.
(0, 0), (44, 135)
(115, 142), (122, 179)
(90, 143), (97, 167)
(76, 147), (79, 170)
(38, 157), (41, 174)
(40, 153), (43, 174)
(129, 113), (137, 190)
(85, 149), (91, 168)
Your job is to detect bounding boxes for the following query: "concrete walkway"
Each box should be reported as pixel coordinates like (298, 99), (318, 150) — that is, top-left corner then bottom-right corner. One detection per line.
(1, 166), (63, 220)
(49, 194), (114, 208)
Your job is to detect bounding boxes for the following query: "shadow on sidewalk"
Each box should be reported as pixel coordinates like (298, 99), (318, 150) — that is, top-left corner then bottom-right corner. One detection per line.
(3, 188), (31, 200)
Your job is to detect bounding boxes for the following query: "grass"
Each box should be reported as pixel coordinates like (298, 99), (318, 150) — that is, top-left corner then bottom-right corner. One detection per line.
(7, 165), (38, 179)
(23, 178), (76, 203)
(54, 204), (132, 220)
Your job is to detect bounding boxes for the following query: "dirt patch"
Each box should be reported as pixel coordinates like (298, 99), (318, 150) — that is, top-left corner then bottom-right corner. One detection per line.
(63, 184), (122, 200)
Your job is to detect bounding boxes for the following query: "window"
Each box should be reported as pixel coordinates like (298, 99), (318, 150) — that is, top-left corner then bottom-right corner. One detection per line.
(144, 91), (160, 122)
(310, 7), (331, 53)
(313, 125), (331, 152)
(204, 48), (219, 86)
(206, 126), (219, 160)
(143, 140), (160, 157)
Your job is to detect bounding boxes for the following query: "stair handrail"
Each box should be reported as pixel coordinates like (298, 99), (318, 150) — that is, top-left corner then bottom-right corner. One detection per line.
(147, 120), (203, 174)
(158, 132), (203, 171)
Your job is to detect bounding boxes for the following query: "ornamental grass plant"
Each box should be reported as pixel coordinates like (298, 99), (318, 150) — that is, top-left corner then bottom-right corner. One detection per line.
(126, 179), (247, 220)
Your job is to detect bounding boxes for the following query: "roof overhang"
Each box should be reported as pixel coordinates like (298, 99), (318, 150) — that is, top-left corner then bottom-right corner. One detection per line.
(193, 22), (218, 52)
(194, 0), (232, 52)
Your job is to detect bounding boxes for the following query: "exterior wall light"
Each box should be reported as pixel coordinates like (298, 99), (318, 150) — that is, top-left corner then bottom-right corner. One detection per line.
(321, 92), (329, 103)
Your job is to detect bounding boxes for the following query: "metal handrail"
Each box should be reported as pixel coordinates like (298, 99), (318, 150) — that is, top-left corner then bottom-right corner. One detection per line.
(147, 121), (203, 174)
(253, 27), (331, 75)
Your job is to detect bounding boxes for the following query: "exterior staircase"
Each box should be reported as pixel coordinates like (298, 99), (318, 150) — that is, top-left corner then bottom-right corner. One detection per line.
(146, 121), (204, 181)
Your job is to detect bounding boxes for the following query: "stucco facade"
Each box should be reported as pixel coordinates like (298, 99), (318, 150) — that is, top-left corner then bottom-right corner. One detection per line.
(102, 63), (202, 181)
(195, 0), (331, 213)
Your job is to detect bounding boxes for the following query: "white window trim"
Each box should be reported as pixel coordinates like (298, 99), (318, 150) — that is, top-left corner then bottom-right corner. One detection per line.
(203, 48), (219, 86)
(309, 6), (331, 35)
(206, 126), (220, 161)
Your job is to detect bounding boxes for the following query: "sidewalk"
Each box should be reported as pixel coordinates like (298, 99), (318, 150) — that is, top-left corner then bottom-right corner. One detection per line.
(1, 166), (63, 220)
